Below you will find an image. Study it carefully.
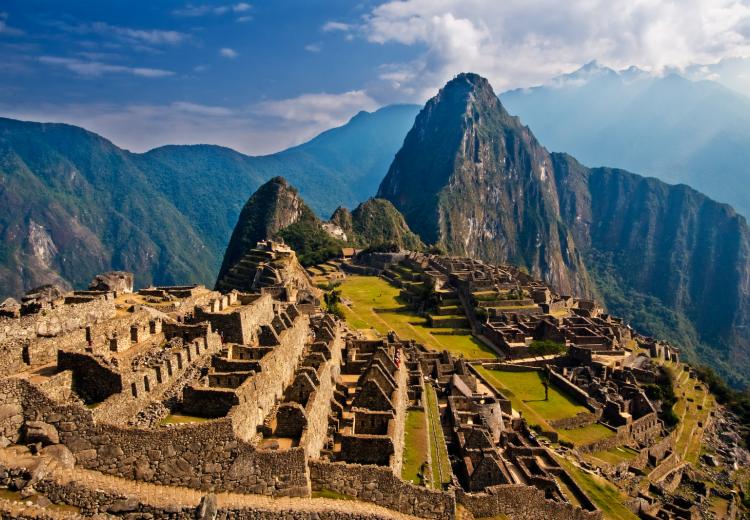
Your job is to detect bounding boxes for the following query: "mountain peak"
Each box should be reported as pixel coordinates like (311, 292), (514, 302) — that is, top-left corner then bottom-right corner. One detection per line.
(377, 73), (591, 296)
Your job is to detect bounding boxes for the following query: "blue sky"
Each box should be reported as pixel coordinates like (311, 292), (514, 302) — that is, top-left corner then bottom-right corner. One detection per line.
(1, 0), (749, 154)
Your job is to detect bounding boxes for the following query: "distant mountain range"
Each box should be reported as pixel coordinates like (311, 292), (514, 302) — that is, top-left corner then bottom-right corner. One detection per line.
(3, 68), (750, 386)
(0, 104), (419, 297)
(501, 61), (750, 219)
(378, 73), (750, 388)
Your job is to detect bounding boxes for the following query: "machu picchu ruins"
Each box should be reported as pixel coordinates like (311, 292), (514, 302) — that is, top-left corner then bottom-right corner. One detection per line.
(0, 236), (745, 520)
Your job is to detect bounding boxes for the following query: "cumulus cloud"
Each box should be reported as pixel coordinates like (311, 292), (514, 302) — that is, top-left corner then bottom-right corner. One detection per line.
(305, 43), (322, 53)
(357, 0), (750, 98)
(253, 90), (378, 127)
(219, 47), (239, 58)
(38, 56), (174, 77)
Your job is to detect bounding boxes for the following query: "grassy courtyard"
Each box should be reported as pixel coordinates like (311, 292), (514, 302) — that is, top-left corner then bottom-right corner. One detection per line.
(338, 275), (496, 359)
(474, 366), (613, 446)
(556, 457), (638, 520)
(402, 410), (430, 485)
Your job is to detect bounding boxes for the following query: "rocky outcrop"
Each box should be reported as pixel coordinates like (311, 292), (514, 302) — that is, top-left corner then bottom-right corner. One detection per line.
(88, 271), (134, 294)
(217, 177), (316, 283)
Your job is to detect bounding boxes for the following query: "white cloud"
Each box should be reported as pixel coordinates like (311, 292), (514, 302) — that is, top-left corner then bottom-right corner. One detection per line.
(253, 90), (378, 127)
(357, 0), (750, 99)
(54, 20), (186, 47)
(0, 12), (24, 36)
(322, 21), (352, 32)
(38, 56), (174, 77)
(219, 47), (239, 58)
(174, 3), (251, 17)
(305, 43), (322, 53)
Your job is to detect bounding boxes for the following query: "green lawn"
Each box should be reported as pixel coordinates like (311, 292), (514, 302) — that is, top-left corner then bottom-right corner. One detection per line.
(338, 275), (496, 359)
(402, 410), (429, 485)
(425, 383), (452, 487)
(160, 413), (212, 425)
(590, 446), (640, 466)
(556, 457), (638, 520)
(559, 423), (615, 446)
(475, 367), (587, 424)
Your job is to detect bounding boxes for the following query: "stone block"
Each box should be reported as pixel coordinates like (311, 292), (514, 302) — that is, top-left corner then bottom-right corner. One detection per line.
(25, 420), (59, 445)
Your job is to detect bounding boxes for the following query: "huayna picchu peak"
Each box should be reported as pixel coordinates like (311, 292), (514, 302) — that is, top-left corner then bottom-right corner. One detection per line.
(378, 72), (750, 389)
(378, 73), (593, 298)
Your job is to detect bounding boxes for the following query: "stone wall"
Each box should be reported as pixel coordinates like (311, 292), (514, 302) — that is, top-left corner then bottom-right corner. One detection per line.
(457, 485), (602, 520)
(229, 314), (310, 441)
(0, 378), (310, 497)
(309, 460), (455, 520)
(0, 462), (406, 520)
(299, 328), (343, 458)
(194, 293), (274, 345)
(0, 299), (116, 377)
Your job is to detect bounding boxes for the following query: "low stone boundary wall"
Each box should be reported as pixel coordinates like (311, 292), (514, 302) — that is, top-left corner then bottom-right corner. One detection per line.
(309, 460), (455, 520)
(548, 370), (599, 412)
(0, 378), (310, 497)
(457, 485), (602, 520)
(550, 411), (600, 430)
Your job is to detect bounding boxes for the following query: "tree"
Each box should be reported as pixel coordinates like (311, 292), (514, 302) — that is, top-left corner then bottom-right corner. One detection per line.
(541, 368), (550, 401)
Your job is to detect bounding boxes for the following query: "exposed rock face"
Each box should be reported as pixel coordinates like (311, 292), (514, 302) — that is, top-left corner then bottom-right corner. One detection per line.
(88, 271), (134, 293)
(378, 73), (591, 296)
(378, 72), (750, 386)
(217, 177), (313, 283)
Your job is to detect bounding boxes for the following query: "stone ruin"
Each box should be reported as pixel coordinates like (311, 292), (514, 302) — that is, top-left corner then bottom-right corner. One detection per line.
(0, 243), (706, 520)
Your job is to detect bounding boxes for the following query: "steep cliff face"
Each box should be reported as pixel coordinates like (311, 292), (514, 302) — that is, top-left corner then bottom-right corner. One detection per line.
(553, 153), (750, 382)
(378, 73), (591, 296)
(378, 72), (750, 386)
(216, 177), (314, 283)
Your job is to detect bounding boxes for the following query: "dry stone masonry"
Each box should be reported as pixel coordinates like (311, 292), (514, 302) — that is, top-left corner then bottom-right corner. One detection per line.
(0, 243), (737, 519)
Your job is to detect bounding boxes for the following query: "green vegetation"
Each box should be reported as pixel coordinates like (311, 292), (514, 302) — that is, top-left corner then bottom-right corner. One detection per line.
(555, 457), (638, 520)
(402, 410), (429, 485)
(476, 367), (587, 423)
(160, 413), (212, 425)
(590, 446), (640, 466)
(346, 198), (424, 250)
(311, 489), (356, 501)
(587, 250), (748, 390)
(323, 289), (346, 319)
(425, 383), (452, 487)
(338, 275), (495, 359)
(560, 423), (615, 446)
(694, 365), (750, 431)
(528, 340), (567, 357)
(276, 219), (344, 267)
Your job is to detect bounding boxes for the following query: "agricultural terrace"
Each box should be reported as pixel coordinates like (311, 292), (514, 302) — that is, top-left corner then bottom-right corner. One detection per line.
(401, 383), (451, 488)
(338, 275), (495, 359)
(474, 366), (614, 446)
